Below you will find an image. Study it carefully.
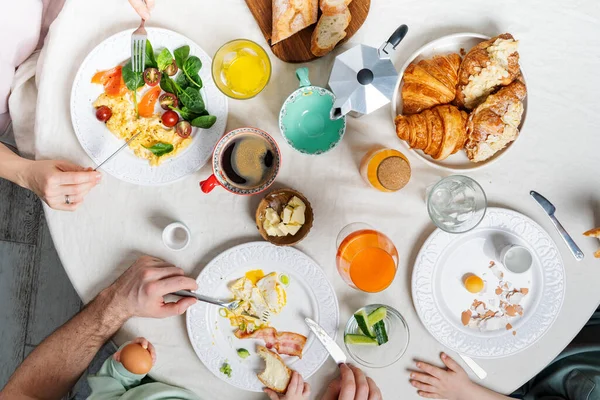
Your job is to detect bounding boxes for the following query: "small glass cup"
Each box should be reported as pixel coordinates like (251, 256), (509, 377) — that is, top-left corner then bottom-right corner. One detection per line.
(344, 304), (410, 368)
(336, 223), (398, 293)
(426, 175), (487, 234)
(212, 39), (271, 100)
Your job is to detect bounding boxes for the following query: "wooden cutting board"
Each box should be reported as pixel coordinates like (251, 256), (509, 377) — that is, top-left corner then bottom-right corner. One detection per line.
(245, 0), (371, 63)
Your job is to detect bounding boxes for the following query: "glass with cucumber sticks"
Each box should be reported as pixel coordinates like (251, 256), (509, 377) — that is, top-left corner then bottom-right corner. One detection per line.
(344, 304), (409, 368)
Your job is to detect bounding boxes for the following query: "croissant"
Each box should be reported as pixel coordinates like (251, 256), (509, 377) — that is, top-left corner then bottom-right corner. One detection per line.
(395, 104), (468, 160)
(455, 33), (521, 110)
(401, 54), (462, 115)
(465, 79), (527, 162)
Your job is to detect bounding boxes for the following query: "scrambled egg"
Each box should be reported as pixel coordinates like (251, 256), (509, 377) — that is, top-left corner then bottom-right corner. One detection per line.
(224, 271), (287, 334)
(93, 93), (191, 166)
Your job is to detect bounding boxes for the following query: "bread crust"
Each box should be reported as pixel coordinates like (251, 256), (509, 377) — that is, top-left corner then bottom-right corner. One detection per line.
(257, 346), (292, 394)
(310, 8), (351, 56)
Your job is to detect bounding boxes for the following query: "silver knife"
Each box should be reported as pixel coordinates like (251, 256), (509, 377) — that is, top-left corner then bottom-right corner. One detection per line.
(530, 191), (584, 261)
(305, 318), (346, 364)
(94, 131), (142, 171)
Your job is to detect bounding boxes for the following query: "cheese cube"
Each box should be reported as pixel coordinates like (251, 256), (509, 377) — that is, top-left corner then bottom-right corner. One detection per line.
(288, 196), (306, 209)
(265, 207), (280, 224)
(290, 207), (305, 225)
(277, 222), (291, 236)
(282, 206), (293, 224)
(286, 224), (302, 235)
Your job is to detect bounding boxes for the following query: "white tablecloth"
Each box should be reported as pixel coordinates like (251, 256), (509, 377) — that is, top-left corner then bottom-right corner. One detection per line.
(34, 0), (600, 398)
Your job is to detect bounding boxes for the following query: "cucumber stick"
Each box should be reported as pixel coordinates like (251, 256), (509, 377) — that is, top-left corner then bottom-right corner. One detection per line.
(353, 309), (375, 337)
(367, 306), (387, 326)
(344, 334), (378, 346)
(373, 321), (389, 345)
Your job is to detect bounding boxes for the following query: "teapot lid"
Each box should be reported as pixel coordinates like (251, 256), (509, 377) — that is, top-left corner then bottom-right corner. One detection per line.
(328, 44), (399, 115)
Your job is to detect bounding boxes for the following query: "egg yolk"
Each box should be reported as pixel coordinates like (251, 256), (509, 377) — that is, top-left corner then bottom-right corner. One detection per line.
(464, 275), (484, 293)
(245, 269), (265, 285)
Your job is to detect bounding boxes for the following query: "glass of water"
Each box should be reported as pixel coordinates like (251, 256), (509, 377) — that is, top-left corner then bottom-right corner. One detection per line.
(426, 175), (487, 233)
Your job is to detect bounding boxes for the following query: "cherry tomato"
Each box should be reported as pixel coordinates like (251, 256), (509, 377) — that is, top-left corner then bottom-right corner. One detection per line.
(165, 60), (178, 76)
(95, 105), (112, 122)
(161, 110), (179, 127)
(159, 93), (178, 110)
(143, 68), (161, 86)
(176, 121), (192, 138)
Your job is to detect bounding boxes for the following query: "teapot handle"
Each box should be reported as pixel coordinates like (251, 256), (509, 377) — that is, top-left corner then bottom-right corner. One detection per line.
(378, 25), (409, 59)
(295, 67), (312, 88)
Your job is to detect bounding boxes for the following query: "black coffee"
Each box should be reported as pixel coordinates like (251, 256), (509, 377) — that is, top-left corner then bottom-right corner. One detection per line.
(221, 134), (275, 189)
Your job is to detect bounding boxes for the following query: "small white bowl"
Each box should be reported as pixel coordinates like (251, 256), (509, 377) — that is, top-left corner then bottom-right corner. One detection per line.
(500, 244), (532, 274)
(162, 222), (191, 251)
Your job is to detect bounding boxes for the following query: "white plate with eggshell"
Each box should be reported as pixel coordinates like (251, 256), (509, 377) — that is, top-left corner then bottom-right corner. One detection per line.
(412, 207), (565, 359)
(186, 242), (339, 392)
(390, 33), (528, 172)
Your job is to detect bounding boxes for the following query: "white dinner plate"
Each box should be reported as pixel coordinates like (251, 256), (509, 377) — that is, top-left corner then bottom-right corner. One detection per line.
(186, 242), (339, 392)
(390, 33), (528, 172)
(70, 28), (228, 185)
(412, 207), (565, 359)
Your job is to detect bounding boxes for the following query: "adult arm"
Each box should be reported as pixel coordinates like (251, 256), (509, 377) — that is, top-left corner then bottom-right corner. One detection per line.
(0, 256), (198, 400)
(0, 143), (101, 210)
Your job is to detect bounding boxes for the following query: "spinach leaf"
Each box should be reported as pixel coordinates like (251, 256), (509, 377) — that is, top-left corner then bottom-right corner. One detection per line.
(191, 115), (217, 129)
(176, 73), (190, 90)
(144, 142), (174, 157)
(160, 75), (178, 94)
(122, 62), (144, 91)
(178, 87), (205, 113)
(145, 40), (158, 69)
(173, 45), (190, 69)
(157, 48), (173, 71)
(170, 107), (207, 121)
(182, 56), (203, 88)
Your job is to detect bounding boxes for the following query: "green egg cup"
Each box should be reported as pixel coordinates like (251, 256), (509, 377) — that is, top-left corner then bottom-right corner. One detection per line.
(279, 68), (346, 155)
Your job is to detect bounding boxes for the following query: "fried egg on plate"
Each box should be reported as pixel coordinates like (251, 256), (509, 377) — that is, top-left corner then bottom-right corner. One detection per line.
(93, 93), (192, 166)
(256, 272), (287, 313)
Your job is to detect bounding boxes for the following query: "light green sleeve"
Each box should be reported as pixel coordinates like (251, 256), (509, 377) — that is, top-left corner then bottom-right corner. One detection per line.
(86, 343), (147, 400)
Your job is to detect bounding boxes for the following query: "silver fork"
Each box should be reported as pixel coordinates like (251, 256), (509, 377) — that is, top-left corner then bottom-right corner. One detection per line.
(131, 16), (147, 73)
(172, 290), (270, 323)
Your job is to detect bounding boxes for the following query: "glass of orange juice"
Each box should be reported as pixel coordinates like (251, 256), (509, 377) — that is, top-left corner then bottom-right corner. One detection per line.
(336, 223), (398, 292)
(212, 39), (271, 100)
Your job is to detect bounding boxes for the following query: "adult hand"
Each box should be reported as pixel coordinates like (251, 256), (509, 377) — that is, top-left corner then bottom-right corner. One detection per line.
(410, 353), (476, 399)
(128, 0), (155, 20)
(107, 255), (198, 320)
(114, 337), (157, 365)
(264, 371), (310, 400)
(322, 364), (382, 400)
(21, 159), (101, 211)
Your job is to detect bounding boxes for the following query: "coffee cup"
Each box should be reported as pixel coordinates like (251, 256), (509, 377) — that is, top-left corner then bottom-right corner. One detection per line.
(200, 127), (281, 195)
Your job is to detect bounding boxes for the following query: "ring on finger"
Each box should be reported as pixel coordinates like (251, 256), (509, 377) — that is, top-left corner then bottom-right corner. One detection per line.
(65, 195), (71, 204)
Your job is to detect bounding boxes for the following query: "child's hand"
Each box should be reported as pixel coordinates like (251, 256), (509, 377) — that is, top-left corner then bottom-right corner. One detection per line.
(114, 337), (157, 366)
(264, 371), (310, 400)
(410, 353), (475, 399)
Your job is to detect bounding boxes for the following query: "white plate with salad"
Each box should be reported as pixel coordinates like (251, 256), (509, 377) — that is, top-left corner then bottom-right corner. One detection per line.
(70, 28), (228, 185)
(186, 242), (339, 392)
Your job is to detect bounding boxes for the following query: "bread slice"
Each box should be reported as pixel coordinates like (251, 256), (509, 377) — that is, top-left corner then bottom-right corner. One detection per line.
(272, 0), (319, 45)
(310, 8), (351, 57)
(257, 346), (292, 393)
(321, 0), (353, 15)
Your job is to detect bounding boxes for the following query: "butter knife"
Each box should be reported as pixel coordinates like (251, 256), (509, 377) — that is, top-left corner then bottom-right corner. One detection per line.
(530, 191), (584, 261)
(94, 132), (142, 171)
(305, 318), (346, 364)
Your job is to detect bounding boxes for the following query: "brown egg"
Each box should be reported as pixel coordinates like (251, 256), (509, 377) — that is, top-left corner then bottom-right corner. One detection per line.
(120, 343), (153, 374)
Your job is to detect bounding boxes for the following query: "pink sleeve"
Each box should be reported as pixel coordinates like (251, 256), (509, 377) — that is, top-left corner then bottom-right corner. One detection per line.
(0, 0), (42, 132)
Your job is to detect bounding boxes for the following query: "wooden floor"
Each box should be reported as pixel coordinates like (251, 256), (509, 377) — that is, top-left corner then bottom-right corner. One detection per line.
(0, 179), (114, 398)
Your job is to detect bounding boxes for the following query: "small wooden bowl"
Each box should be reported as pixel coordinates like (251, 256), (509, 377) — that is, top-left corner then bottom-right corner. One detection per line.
(255, 188), (313, 246)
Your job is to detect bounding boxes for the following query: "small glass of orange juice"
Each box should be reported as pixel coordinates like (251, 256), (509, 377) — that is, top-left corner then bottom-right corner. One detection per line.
(212, 39), (271, 100)
(336, 223), (398, 293)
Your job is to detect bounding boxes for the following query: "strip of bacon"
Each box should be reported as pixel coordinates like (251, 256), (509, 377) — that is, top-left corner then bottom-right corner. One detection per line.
(235, 327), (307, 358)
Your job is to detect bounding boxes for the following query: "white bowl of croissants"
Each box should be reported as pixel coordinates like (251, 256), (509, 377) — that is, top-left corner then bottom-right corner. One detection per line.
(391, 32), (528, 171)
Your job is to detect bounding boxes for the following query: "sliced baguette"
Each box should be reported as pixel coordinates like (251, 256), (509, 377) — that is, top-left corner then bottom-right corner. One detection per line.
(272, 0), (319, 45)
(310, 8), (351, 57)
(257, 346), (292, 393)
(321, 0), (353, 15)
